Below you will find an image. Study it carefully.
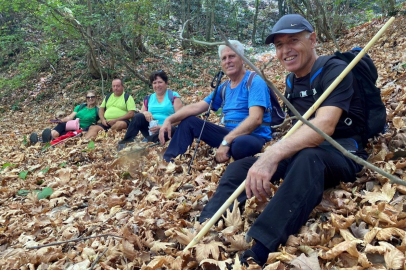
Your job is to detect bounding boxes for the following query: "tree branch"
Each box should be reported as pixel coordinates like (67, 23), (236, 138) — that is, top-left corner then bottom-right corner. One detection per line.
(35, 0), (150, 85)
(180, 20), (224, 46)
(26, 234), (122, 249)
(89, 247), (108, 270)
(179, 24), (406, 186)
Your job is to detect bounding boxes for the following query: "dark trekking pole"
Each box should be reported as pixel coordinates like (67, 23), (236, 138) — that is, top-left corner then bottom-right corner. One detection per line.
(187, 71), (224, 174)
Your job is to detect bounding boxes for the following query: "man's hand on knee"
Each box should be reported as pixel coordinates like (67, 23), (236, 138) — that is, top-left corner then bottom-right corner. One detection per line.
(159, 120), (172, 145)
(245, 157), (276, 201)
(216, 145), (230, 163)
(107, 119), (117, 126)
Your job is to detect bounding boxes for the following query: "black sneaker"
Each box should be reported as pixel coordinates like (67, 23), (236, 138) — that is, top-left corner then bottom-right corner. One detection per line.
(118, 138), (134, 145)
(42, 128), (52, 143)
(240, 249), (263, 267)
(226, 249), (263, 270)
(117, 143), (127, 151)
(29, 133), (38, 144)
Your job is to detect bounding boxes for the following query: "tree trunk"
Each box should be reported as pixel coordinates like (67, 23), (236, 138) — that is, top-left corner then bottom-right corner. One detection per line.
(252, 0), (260, 44)
(205, 0), (215, 42)
(278, 0), (285, 16)
(86, 0), (102, 79)
(181, 0), (191, 48)
(387, 0), (396, 15)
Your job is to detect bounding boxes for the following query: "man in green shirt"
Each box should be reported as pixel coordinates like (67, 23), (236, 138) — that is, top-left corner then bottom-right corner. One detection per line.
(85, 78), (136, 139)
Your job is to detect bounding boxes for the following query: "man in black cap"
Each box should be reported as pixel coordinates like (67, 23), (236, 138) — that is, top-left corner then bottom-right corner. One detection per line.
(199, 14), (367, 267)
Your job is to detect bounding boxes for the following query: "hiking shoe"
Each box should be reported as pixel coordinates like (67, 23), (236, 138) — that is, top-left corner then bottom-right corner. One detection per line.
(118, 139), (134, 145)
(226, 249), (263, 270)
(117, 143), (127, 152)
(42, 128), (52, 143)
(29, 133), (38, 144)
(240, 249), (263, 267)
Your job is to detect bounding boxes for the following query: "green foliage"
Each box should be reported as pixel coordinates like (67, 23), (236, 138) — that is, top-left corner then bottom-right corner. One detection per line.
(37, 187), (53, 199)
(41, 142), (52, 152)
(36, 179), (44, 185)
(19, 170), (29, 180)
(121, 171), (131, 179)
(11, 103), (21, 111)
(87, 141), (95, 151)
(0, 0), (390, 103)
(16, 187), (54, 199)
(215, 107), (222, 117)
(40, 167), (50, 174)
(17, 189), (38, 196)
(23, 135), (29, 146)
(59, 162), (68, 167)
(1, 163), (16, 171)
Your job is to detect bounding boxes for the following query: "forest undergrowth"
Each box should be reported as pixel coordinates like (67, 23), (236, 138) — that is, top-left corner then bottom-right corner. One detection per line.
(1, 14), (406, 270)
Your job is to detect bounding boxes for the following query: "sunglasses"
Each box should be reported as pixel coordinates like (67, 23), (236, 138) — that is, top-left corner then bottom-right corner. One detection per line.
(86, 96), (96, 99)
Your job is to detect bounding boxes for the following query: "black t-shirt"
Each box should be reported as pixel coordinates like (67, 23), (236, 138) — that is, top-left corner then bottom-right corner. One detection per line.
(289, 58), (365, 143)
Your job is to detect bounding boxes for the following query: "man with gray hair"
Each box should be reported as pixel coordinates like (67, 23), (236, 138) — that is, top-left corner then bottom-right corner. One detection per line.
(159, 40), (272, 163)
(200, 14), (367, 267)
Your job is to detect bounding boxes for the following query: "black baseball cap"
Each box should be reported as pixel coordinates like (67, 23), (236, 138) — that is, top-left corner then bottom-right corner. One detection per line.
(265, 14), (314, 44)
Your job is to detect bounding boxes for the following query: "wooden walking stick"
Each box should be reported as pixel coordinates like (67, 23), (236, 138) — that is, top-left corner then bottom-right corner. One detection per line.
(183, 16), (395, 252)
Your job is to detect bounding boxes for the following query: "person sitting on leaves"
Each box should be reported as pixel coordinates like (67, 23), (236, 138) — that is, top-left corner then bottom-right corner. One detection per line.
(199, 14), (368, 267)
(117, 70), (183, 149)
(85, 78), (136, 140)
(29, 90), (99, 144)
(159, 40), (272, 163)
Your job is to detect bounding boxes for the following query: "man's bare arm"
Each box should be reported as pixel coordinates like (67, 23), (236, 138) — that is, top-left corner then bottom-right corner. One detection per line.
(223, 106), (264, 143)
(246, 106), (343, 200)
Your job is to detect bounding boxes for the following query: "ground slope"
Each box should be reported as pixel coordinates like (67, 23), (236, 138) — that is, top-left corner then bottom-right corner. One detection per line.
(1, 15), (406, 270)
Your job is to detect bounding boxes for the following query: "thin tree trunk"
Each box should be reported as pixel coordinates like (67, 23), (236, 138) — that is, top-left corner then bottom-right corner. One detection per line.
(252, 0), (260, 44)
(278, 0), (285, 16)
(388, 0), (396, 15)
(205, 0), (215, 42)
(181, 0), (191, 48)
(86, 0), (102, 78)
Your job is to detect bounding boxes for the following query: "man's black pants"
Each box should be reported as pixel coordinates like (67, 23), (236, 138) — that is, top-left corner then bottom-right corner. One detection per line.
(200, 139), (364, 252)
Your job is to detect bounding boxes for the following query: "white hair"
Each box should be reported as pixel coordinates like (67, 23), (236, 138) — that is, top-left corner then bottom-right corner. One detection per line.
(218, 40), (244, 59)
(304, 31), (312, 39)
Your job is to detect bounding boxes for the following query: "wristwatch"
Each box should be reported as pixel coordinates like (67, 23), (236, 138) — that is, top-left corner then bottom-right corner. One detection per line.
(221, 139), (230, 147)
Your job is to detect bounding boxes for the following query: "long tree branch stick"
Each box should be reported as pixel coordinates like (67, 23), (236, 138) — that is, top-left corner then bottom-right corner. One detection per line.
(180, 20), (224, 46)
(89, 247), (109, 270)
(183, 16), (396, 252)
(26, 234), (122, 249)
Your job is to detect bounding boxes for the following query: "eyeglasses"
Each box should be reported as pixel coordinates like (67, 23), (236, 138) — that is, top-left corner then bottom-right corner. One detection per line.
(86, 96), (96, 99)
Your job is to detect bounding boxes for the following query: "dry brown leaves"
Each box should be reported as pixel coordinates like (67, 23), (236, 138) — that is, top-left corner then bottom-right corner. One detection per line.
(1, 14), (406, 270)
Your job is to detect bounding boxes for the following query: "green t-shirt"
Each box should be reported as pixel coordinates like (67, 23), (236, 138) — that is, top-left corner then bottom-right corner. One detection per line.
(100, 93), (136, 121)
(74, 105), (98, 128)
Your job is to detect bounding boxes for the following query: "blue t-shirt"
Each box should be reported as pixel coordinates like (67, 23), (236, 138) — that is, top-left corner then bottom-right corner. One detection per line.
(204, 71), (272, 140)
(147, 90), (181, 125)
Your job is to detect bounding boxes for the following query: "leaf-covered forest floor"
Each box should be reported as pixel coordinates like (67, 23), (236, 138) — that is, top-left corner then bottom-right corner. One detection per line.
(1, 14), (406, 270)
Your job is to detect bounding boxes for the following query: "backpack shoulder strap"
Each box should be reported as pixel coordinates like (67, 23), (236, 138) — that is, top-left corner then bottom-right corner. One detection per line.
(124, 93), (130, 110)
(104, 93), (113, 108)
(144, 94), (151, 111)
(285, 73), (295, 97)
(124, 93), (130, 102)
(220, 80), (230, 107)
(167, 89), (174, 104)
(95, 106), (100, 122)
(309, 55), (334, 99)
(246, 71), (257, 91)
(78, 103), (87, 111)
(283, 73), (296, 112)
